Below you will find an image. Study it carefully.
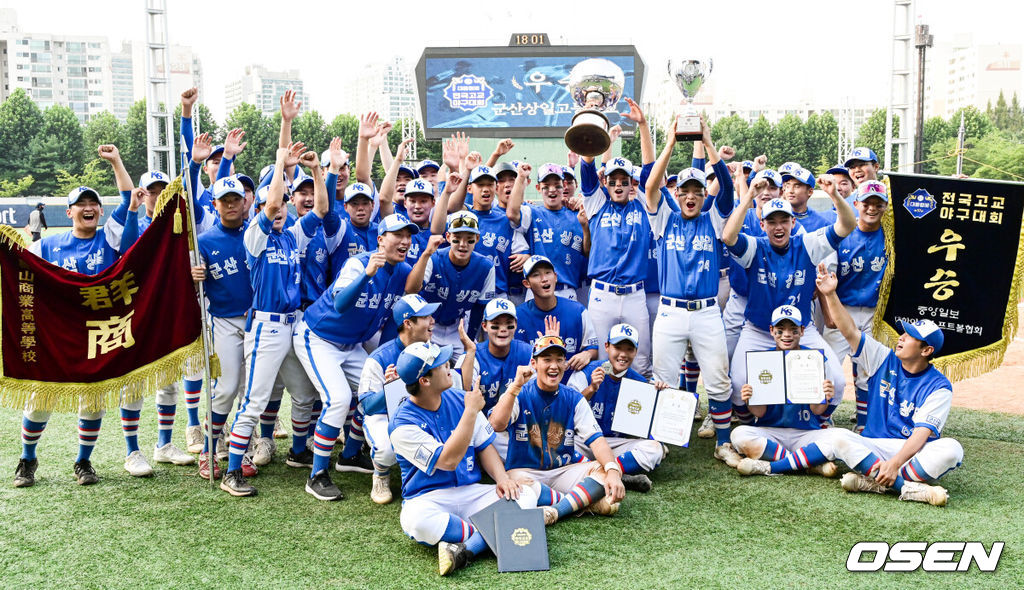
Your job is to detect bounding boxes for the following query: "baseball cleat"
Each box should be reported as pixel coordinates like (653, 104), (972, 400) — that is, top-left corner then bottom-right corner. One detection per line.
(273, 416), (288, 439)
(74, 460), (98, 485)
(542, 506), (559, 525)
(693, 405), (705, 422)
(736, 457), (772, 476)
(438, 541), (469, 576)
(124, 450), (155, 477)
(305, 470), (344, 501)
(198, 453), (222, 479)
(697, 415), (715, 439)
(586, 495), (620, 516)
(621, 473), (652, 492)
(840, 472), (888, 494)
(806, 462), (838, 478)
(240, 454), (259, 478)
(370, 473), (393, 504)
(335, 452), (374, 474)
(14, 458), (38, 488)
(285, 448), (315, 468)
(215, 430), (228, 461)
(899, 482), (949, 507)
(185, 425), (204, 454)
(220, 469), (257, 497)
(714, 443), (743, 468)
(251, 437), (276, 467)
(153, 442), (196, 465)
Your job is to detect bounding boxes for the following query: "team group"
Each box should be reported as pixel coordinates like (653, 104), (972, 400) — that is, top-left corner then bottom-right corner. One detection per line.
(13, 88), (964, 575)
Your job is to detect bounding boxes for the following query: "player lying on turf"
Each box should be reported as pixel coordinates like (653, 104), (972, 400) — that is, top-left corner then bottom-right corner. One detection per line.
(729, 305), (840, 478)
(816, 264), (963, 507)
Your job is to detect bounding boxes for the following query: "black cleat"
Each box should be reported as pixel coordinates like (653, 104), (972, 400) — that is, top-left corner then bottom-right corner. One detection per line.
(438, 541), (470, 576)
(220, 469), (257, 497)
(14, 458), (38, 488)
(285, 448), (314, 468)
(74, 460), (98, 485)
(305, 470), (344, 501)
(334, 452), (373, 474)
(621, 473), (653, 493)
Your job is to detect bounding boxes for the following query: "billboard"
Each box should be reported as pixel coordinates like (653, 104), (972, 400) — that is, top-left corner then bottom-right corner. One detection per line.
(416, 45), (644, 139)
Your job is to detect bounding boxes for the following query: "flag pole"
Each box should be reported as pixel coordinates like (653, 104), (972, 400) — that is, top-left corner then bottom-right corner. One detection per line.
(180, 138), (217, 488)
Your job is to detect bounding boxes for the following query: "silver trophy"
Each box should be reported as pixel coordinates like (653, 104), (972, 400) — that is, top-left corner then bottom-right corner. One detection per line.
(564, 58), (625, 157)
(669, 59), (712, 141)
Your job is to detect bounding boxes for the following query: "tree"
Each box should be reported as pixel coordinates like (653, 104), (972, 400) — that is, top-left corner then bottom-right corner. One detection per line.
(769, 114), (807, 168)
(804, 111), (839, 173)
(921, 117), (952, 174)
(745, 116), (773, 165)
(0, 175), (35, 198)
(222, 103), (276, 179)
(41, 105), (85, 177)
(0, 88), (44, 179)
(930, 134), (1024, 180)
(122, 99), (150, 181)
(326, 113), (360, 155)
(83, 111), (126, 157)
(173, 102), (220, 170)
(855, 108), (899, 170)
(23, 135), (66, 196)
(292, 110), (330, 155)
(949, 106), (993, 141)
(55, 158), (116, 196)
(711, 115), (749, 159)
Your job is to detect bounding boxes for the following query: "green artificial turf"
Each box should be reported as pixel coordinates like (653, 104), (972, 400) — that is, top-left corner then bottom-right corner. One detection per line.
(0, 397), (1019, 589)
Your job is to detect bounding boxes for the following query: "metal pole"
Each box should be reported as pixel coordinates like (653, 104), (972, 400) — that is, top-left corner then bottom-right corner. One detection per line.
(914, 24), (933, 173)
(955, 112), (966, 177)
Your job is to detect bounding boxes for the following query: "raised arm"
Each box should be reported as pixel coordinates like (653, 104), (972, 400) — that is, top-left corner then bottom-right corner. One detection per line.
(265, 142), (304, 222)
(645, 121), (677, 213)
(301, 150), (329, 219)
(380, 138), (413, 217)
(505, 162), (532, 226)
(701, 118), (734, 215)
(435, 380), (485, 471)
(405, 234), (444, 294)
(221, 127), (247, 180)
(488, 366), (532, 432)
(815, 262), (861, 353)
(98, 145), (134, 193)
(819, 174), (856, 238)
(723, 178), (764, 247)
(279, 90), (301, 179)
(370, 121), (393, 172)
(621, 98), (654, 164)
(180, 87), (198, 158)
(486, 138), (514, 168)
(355, 112), (378, 185)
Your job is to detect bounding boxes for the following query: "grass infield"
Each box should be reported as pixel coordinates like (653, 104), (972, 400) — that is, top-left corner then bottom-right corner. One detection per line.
(0, 397), (1020, 589)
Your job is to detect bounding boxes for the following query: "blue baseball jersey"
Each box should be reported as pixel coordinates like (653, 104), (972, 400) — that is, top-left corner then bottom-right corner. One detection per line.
(420, 249), (496, 326)
(749, 346), (828, 430)
(197, 221), (252, 318)
(501, 380), (602, 470)
(299, 217), (356, 308)
(406, 225), (432, 265)
(514, 297), (599, 357)
(833, 226), (887, 307)
(357, 337), (408, 416)
(330, 220), (377, 283)
(243, 210), (321, 314)
(794, 208), (831, 232)
(29, 193), (138, 275)
(303, 252), (411, 345)
(580, 159), (652, 284)
(389, 388), (496, 499)
(728, 226), (842, 330)
(853, 333), (953, 440)
(727, 208), (804, 297)
(516, 204), (586, 289)
(472, 206), (520, 294)
(457, 339), (534, 413)
(567, 361), (646, 437)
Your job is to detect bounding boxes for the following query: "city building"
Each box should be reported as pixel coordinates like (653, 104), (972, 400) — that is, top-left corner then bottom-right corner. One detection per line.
(925, 34), (1023, 118)
(111, 41), (203, 121)
(341, 56), (417, 123)
(224, 64), (308, 116)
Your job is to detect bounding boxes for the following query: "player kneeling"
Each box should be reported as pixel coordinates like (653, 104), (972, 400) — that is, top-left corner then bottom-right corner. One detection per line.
(730, 305), (839, 478)
(489, 336), (626, 525)
(817, 265), (962, 506)
(389, 342), (538, 576)
(568, 324), (668, 492)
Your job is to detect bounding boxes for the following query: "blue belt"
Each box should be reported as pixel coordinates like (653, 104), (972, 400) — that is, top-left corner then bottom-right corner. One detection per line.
(592, 280), (644, 295)
(660, 296), (716, 311)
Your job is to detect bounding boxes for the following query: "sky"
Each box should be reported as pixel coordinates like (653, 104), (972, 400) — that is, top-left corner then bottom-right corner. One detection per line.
(3, 0), (1023, 121)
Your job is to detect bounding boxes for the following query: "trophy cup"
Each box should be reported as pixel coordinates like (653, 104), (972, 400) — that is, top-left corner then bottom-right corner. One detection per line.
(564, 58), (625, 157)
(669, 59), (712, 141)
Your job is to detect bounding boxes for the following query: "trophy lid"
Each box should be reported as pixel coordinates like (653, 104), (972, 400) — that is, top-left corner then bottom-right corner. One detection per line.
(568, 58), (625, 110)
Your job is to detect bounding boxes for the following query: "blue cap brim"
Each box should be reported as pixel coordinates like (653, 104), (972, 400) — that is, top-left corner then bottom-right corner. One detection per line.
(68, 189), (100, 206)
(896, 320), (942, 353)
(448, 227), (480, 235)
(428, 345), (454, 373)
(608, 335), (638, 347)
(533, 343), (567, 357)
(379, 221), (420, 236)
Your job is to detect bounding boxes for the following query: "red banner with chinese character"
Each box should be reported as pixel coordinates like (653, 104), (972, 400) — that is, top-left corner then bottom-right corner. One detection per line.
(875, 173), (1024, 382)
(0, 181), (207, 412)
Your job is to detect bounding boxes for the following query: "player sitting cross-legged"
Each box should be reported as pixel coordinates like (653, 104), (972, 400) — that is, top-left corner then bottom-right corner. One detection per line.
(730, 305), (840, 478)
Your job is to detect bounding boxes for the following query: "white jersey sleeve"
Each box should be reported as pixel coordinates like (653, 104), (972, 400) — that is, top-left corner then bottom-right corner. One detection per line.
(390, 424), (443, 475)
(850, 333), (892, 380)
(580, 308), (599, 350)
(572, 396), (603, 446)
(358, 356), (386, 395)
(28, 240), (42, 256)
(822, 251), (839, 273)
(648, 194), (673, 240)
(566, 370), (590, 393)
(515, 205), (533, 232)
(471, 411), (496, 449)
(913, 387), (953, 436)
(482, 267), (496, 300)
(801, 226), (839, 265)
(455, 354), (481, 383)
(511, 230), (530, 254)
(331, 256), (368, 296)
(731, 233), (759, 269)
(244, 212), (273, 258)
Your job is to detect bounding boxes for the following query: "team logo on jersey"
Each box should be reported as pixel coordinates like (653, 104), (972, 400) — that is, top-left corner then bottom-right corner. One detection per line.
(627, 399), (642, 415)
(443, 75), (493, 112)
(758, 369), (774, 385)
(511, 528), (533, 547)
(904, 189), (936, 219)
(899, 399), (915, 417)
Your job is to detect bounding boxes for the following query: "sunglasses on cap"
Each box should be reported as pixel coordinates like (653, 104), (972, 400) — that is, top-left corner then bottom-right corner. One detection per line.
(448, 215), (479, 230)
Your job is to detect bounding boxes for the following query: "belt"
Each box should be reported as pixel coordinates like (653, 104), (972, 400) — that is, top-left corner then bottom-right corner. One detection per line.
(592, 280), (644, 295)
(660, 296), (716, 311)
(556, 282), (575, 292)
(251, 310), (298, 324)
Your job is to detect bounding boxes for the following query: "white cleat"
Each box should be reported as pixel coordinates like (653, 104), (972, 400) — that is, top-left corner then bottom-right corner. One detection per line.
(273, 416), (288, 439)
(215, 430), (229, 461)
(370, 473), (393, 505)
(806, 461), (838, 478)
(714, 443), (743, 468)
(899, 481), (949, 507)
(697, 415), (715, 439)
(251, 437), (276, 467)
(124, 450), (154, 477)
(542, 506), (559, 525)
(736, 457), (772, 476)
(840, 472), (888, 494)
(153, 442), (196, 465)
(185, 425), (204, 454)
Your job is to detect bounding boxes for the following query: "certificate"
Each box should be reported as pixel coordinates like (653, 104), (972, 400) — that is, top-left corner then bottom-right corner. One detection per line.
(785, 349), (826, 404)
(745, 350), (786, 405)
(611, 379), (658, 439)
(384, 378), (410, 420)
(650, 388), (697, 447)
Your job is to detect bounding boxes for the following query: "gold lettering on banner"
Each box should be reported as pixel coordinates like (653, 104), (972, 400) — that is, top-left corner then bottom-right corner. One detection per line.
(85, 311), (136, 359)
(924, 269), (960, 301)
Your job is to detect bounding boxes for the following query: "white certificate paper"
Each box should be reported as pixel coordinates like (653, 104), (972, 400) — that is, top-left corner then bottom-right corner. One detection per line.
(785, 349), (826, 404)
(746, 350), (786, 405)
(611, 378), (658, 439)
(650, 388), (697, 447)
(384, 379), (410, 420)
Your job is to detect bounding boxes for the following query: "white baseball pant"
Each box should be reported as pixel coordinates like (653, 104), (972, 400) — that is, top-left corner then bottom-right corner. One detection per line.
(730, 425), (837, 461)
(508, 460), (608, 493)
(400, 483), (539, 546)
(363, 413), (395, 468)
(588, 286), (651, 377)
(574, 436), (665, 472)
(723, 292), (747, 359)
(716, 271), (731, 310)
(828, 428), (964, 482)
(651, 302), (731, 404)
(210, 315), (247, 416)
(645, 292), (659, 334)
(293, 321), (367, 431)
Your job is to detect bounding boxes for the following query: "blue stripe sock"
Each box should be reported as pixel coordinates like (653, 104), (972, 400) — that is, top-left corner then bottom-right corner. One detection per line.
(440, 514), (472, 543)
(855, 388), (868, 428)
(708, 399), (732, 446)
(184, 378), (202, 427)
(203, 412), (228, 454)
(464, 530), (488, 557)
(771, 442), (827, 473)
(855, 453), (905, 491)
(536, 483), (561, 506)
(311, 423), (341, 477)
(260, 399), (282, 439)
(227, 449), (245, 472)
(120, 409), (141, 454)
(341, 409), (364, 459)
(616, 452), (643, 475)
(156, 404), (175, 446)
(554, 476), (605, 518)
(760, 439), (788, 461)
(76, 418), (102, 462)
(21, 418), (47, 461)
(900, 457), (933, 482)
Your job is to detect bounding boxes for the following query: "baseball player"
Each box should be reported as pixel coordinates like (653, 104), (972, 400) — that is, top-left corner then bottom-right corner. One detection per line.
(643, 119), (737, 458)
(567, 324), (668, 492)
(218, 144), (322, 497)
(721, 173), (856, 426)
(357, 294), (439, 504)
(488, 335), (627, 524)
(400, 178), (438, 265)
(579, 98), (655, 376)
(406, 209), (495, 354)
(821, 181), (890, 432)
(294, 212), (418, 500)
(15, 146), (141, 488)
(782, 167), (831, 232)
(816, 265), (962, 506)
(844, 147), (881, 187)
(514, 255), (598, 375)
(730, 305), (840, 477)
(460, 163), (527, 301)
(820, 165), (857, 223)
(389, 341), (539, 576)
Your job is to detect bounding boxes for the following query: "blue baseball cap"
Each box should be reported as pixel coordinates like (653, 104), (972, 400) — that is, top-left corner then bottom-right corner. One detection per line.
(397, 342), (453, 385)
(761, 198), (794, 219)
(67, 186), (100, 207)
(207, 145), (225, 161)
(417, 160), (440, 173)
(666, 174), (679, 185)
(447, 210), (480, 234)
(608, 323), (639, 347)
(523, 254), (554, 277)
(753, 169), (784, 188)
(857, 180), (889, 203)
(344, 182), (374, 203)
(397, 164), (417, 179)
(741, 160), (755, 171)
(676, 167), (707, 188)
(771, 305), (802, 326)
(777, 162), (801, 177)
(782, 167), (816, 189)
(259, 164), (274, 186)
(392, 294), (440, 324)
(255, 184), (289, 206)
(292, 173), (314, 191)
(404, 178), (434, 198)
(898, 319), (944, 353)
(844, 147), (879, 167)
(537, 163), (563, 182)
(561, 166), (576, 181)
(826, 166), (851, 179)
(236, 174), (255, 191)
(484, 298), (517, 321)
(212, 176), (246, 200)
(605, 157), (633, 178)
(469, 165), (497, 184)
(630, 166), (643, 183)
(139, 171), (168, 189)
(378, 213), (420, 237)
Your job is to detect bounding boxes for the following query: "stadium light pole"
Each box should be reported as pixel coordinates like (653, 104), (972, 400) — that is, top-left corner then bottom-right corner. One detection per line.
(914, 23), (933, 174)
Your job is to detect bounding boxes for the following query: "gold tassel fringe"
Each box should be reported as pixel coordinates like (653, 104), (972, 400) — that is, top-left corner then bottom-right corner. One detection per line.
(0, 224), (28, 250)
